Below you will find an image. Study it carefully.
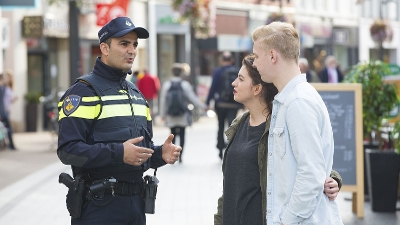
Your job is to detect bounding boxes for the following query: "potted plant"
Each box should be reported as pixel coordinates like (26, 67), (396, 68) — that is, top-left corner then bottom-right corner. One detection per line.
(343, 60), (399, 212)
(24, 92), (42, 132)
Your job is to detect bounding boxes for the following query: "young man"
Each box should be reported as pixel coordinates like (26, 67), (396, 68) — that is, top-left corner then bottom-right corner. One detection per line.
(57, 17), (181, 225)
(252, 22), (343, 224)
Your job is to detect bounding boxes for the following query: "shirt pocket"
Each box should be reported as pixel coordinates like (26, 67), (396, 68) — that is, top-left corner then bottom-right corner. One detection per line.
(93, 126), (131, 143)
(273, 126), (286, 158)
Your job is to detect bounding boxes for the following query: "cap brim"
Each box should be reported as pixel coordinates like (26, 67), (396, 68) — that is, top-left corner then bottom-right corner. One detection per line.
(112, 27), (149, 39)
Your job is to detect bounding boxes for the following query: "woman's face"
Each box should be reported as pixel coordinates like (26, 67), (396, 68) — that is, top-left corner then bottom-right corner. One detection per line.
(232, 65), (257, 105)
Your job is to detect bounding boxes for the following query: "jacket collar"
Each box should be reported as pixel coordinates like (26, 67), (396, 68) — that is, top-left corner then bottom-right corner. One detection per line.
(92, 57), (129, 82)
(275, 74), (306, 104)
(225, 111), (271, 142)
(225, 111), (250, 142)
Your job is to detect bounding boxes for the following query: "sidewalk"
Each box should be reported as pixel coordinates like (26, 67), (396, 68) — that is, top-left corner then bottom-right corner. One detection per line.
(0, 116), (399, 224)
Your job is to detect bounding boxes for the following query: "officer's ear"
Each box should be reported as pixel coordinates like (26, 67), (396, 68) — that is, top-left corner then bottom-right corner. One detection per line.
(100, 42), (110, 56)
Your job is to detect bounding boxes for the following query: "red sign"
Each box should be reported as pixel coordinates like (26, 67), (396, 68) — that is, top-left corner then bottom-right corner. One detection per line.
(96, 0), (129, 26)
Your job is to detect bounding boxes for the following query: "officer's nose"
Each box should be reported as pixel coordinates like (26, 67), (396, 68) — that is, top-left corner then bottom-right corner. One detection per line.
(128, 45), (137, 55)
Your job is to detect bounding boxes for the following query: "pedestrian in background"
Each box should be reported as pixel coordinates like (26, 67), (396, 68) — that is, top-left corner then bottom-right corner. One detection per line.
(318, 55), (344, 83)
(57, 17), (181, 225)
(129, 70), (140, 85)
(299, 58), (320, 83)
(0, 70), (16, 150)
(159, 63), (206, 163)
(214, 54), (342, 225)
(137, 68), (160, 117)
(252, 22), (343, 224)
(206, 51), (243, 159)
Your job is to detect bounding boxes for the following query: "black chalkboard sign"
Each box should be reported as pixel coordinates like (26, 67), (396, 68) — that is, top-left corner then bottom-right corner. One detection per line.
(312, 83), (364, 218)
(319, 91), (356, 185)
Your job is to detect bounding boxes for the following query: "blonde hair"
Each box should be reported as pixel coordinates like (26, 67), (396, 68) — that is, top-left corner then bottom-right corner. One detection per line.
(252, 22), (300, 63)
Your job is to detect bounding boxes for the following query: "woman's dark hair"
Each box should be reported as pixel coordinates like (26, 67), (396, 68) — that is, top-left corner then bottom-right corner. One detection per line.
(242, 54), (278, 117)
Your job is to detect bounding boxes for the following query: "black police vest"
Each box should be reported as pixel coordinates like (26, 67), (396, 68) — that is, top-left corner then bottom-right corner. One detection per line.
(77, 73), (151, 180)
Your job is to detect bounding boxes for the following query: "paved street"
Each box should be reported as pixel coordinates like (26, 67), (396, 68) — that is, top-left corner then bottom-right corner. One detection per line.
(0, 116), (399, 224)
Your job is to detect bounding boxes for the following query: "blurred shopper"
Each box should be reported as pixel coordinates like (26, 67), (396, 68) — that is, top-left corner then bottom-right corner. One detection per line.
(206, 51), (243, 159)
(129, 70), (140, 85)
(214, 54), (342, 225)
(159, 63), (206, 163)
(318, 55), (344, 83)
(0, 70), (16, 150)
(299, 58), (320, 83)
(137, 69), (160, 116)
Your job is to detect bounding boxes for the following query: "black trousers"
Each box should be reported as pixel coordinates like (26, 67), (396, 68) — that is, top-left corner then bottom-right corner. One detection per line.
(170, 126), (185, 159)
(215, 106), (238, 151)
(71, 193), (145, 225)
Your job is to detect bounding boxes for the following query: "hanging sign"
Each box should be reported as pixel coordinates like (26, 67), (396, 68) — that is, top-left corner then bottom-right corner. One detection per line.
(96, 0), (129, 26)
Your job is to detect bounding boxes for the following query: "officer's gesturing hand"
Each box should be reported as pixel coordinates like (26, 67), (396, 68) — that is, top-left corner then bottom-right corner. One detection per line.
(162, 134), (182, 164)
(123, 136), (154, 166)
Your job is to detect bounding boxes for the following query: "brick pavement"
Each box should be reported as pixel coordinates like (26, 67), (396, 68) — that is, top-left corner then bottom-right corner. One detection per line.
(0, 116), (399, 224)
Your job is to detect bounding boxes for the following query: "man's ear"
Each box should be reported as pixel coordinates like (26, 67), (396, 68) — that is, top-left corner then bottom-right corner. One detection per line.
(270, 49), (277, 63)
(100, 42), (109, 56)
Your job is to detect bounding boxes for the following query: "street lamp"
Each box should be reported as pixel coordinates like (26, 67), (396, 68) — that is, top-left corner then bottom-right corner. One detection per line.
(69, 0), (80, 86)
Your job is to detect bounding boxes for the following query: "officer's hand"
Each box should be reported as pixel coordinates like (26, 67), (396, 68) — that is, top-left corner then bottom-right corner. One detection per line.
(123, 136), (154, 166)
(324, 177), (339, 200)
(161, 134), (182, 164)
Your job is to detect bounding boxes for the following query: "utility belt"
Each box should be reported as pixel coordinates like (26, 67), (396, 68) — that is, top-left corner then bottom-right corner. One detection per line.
(89, 178), (143, 196)
(59, 171), (158, 219)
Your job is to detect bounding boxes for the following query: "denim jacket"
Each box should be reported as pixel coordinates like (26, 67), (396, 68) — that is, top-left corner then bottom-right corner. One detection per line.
(267, 74), (343, 225)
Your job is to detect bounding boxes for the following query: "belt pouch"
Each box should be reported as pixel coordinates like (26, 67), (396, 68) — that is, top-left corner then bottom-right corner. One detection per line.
(143, 175), (158, 214)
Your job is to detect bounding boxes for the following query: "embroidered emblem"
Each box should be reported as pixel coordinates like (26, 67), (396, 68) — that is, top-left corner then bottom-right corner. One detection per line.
(126, 20), (132, 26)
(63, 95), (81, 116)
(132, 95), (143, 101)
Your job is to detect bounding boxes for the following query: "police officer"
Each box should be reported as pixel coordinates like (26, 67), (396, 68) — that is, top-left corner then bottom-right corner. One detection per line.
(57, 17), (181, 225)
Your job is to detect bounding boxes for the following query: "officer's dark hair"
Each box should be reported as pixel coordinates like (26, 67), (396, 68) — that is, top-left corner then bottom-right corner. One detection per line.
(242, 54), (278, 117)
(103, 38), (112, 47)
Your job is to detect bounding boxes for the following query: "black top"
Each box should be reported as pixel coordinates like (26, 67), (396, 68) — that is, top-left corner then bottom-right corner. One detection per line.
(223, 116), (266, 225)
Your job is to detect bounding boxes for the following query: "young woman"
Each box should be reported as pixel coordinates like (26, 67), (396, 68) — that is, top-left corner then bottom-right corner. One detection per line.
(214, 54), (342, 225)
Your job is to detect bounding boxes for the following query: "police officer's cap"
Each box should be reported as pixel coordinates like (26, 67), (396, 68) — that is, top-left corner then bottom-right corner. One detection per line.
(98, 17), (149, 43)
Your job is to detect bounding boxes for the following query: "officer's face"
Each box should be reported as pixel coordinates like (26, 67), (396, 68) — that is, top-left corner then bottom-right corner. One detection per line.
(101, 31), (138, 72)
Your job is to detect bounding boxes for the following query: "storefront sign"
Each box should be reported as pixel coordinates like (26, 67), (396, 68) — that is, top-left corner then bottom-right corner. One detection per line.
(300, 23), (332, 38)
(333, 29), (349, 45)
(217, 35), (252, 52)
(387, 64), (400, 76)
(0, 0), (35, 7)
(155, 4), (189, 34)
(96, 0), (129, 26)
(22, 16), (43, 38)
(159, 15), (180, 25)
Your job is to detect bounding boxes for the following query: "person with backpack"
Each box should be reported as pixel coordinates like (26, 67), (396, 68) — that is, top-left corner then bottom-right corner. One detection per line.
(159, 63), (207, 163)
(206, 51), (243, 160)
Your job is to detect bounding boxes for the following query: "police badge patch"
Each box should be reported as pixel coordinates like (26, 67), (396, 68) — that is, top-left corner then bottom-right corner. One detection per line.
(63, 95), (81, 116)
